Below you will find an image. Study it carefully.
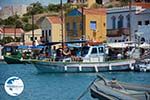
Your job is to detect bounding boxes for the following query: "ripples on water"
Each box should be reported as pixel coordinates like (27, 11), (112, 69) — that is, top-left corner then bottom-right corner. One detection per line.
(0, 62), (150, 100)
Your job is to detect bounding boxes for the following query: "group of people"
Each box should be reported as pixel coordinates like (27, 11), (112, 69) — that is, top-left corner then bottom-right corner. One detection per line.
(38, 46), (82, 62)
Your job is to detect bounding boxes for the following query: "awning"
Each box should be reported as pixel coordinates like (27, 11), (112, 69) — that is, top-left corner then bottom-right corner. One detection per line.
(18, 45), (29, 49)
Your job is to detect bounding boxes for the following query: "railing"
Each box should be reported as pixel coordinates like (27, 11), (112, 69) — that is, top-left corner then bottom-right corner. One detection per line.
(107, 28), (129, 37)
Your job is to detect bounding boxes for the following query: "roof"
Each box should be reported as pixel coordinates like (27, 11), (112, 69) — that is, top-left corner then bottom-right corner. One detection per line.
(0, 27), (24, 34)
(47, 16), (62, 24)
(78, 8), (106, 15)
(67, 8), (106, 16)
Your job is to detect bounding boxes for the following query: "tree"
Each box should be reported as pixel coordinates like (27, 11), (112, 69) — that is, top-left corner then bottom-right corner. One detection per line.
(21, 16), (29, 23)
(23, 23), (38, 32)
(0, 18), (4, 25)
(47, 4), (61, 12)
(120, 0), (129, 6)
(27, 2), (45, 15)
(15, 20), (23, 28)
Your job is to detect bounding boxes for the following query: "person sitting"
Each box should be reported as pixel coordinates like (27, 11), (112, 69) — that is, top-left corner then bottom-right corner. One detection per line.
(62, 47), (71, 58)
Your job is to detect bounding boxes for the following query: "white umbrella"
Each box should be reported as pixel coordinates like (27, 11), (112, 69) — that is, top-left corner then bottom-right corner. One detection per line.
(139, 42), (150, 49)
(107, 42), (127, 48)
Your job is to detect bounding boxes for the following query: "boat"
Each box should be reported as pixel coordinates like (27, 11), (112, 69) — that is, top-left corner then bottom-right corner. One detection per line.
(0, 45), (4, 61)
(31, 45), (135, 73)
(4, 55), (31, 64)
(134, 59), (150, 72)
(90, 75), (150, 100)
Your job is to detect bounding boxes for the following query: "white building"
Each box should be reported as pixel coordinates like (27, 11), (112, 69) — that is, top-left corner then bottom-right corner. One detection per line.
(106, 6), (145, 43)
(24, 29), (42, 43)
(134, 9), (150, 43)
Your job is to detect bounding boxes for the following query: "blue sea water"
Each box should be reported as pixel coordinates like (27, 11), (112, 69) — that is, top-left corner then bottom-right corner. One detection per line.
(0, 0), (67, 7)
(0, 62), (150, 100)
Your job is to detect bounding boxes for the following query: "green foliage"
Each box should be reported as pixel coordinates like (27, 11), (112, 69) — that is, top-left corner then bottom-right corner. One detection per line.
(0, 18), (4, 25)
(15, 20), (23, 28)
(47, 4), (61, 12)
(107, 4), (113, 8)
(21, 16), (29, 23)
(120, 0), (129, 6)
(4, 16), (16, 26)
(0, 37), (14, 44)
(23, 23), (39, 32)
(27, 1), (45, 15)
(15, 37), (22, 42)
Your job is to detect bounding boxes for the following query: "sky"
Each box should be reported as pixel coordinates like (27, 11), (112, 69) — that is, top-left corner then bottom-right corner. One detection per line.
(0, 0), (67, 7)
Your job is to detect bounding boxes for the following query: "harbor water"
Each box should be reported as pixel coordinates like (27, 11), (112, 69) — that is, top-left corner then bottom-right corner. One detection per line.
(0, 62), (150, 100)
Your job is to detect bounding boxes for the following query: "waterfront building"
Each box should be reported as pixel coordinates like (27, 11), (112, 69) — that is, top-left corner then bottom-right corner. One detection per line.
(106, 6), (146, 43)
(0, 27), (24, 39)
(40, 16), (64, 43)
(24, 29), (42, 43)
(65, 8), (106, 42)
(135, 9), (150, 43)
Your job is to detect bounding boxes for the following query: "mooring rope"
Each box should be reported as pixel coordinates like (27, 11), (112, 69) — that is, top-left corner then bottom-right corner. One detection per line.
(76, 77), (98, 100)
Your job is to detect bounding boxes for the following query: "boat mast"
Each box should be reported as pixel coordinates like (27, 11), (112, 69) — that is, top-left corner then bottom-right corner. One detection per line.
(81, 7), (84, 41)
(60, 0), (64, 49)
(129, 0), (132, 41)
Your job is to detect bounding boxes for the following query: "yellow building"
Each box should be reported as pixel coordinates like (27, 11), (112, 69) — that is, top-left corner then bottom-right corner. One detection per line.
(65, 8), (106, 43)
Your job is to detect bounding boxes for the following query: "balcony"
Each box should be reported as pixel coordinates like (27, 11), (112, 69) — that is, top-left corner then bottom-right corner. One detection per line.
(107, 28), (129, 37)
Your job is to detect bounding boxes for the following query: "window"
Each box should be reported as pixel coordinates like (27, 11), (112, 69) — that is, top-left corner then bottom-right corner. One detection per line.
(73, 22), (77, 36)
(80, 21), (83, 30)
(111, 16), (116, 29)
(90, 21), (96, 30)
(138, 21), (142, 25)
(45, 30), (48, 42)
(145, 20), (149, 25)
(42, 30), (44, 37)
(66, 23), (70, 31)
(91, 48), (97, 54)
(126, 14), (130, 28)
(118, 15), (124, 28)
(49, 30), (51, 36)
(99, 47), (104, 53)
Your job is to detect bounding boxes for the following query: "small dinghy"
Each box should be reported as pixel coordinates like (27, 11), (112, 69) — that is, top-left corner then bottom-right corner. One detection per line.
(90, 75), (150, 100)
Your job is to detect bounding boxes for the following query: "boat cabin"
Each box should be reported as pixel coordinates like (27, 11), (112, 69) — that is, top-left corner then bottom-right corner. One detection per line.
(82, 45), (106, 62)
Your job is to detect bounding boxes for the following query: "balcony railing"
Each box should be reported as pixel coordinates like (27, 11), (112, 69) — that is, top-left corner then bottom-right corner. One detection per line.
(107, 28), (129, 37)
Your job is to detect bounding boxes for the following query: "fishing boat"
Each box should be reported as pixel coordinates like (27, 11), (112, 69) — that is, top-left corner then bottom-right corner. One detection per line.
(90, 75), (150, 100)
(4, 55), (30, 64)
(31, 45), (135, 73)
